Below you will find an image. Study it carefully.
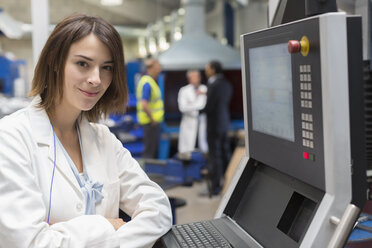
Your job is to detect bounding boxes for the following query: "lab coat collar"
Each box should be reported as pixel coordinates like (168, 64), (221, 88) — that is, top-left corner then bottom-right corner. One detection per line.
(28, 96), (83, 197)
(28, 96), (52, 146)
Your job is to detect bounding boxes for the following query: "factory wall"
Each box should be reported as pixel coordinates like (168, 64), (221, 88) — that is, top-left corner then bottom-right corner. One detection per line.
(234, 0), (268, 48)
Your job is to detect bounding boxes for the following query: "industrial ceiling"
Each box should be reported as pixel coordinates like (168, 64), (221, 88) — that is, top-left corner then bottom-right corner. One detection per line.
(0, 0), (181, 27)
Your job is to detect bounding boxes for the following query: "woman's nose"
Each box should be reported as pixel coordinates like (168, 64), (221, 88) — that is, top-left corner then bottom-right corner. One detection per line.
(87, 66), (101, 86)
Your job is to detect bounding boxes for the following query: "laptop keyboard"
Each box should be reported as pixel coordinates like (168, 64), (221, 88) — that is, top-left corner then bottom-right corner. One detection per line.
(172, 221), (232, 248)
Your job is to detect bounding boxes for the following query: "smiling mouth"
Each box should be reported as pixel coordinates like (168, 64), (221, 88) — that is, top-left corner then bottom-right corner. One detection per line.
(79, 89), (99, 97)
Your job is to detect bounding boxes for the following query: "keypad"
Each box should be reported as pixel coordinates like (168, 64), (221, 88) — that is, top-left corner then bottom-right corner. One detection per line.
(299, 64), (314, 150)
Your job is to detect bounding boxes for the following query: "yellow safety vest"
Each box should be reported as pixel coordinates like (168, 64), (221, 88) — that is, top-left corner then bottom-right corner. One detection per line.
(136, 75), (164, 125)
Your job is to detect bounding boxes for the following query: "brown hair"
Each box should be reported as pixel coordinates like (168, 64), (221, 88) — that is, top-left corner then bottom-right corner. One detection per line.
(29, 13), (128, 122)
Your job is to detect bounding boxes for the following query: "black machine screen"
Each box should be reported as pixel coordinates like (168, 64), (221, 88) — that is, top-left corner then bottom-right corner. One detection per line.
(249, 43), (294, 142)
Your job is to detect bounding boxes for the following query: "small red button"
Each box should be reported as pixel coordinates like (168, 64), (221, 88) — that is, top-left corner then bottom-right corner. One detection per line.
(303, 152), (309, 160)
(288, 40), (300, 54)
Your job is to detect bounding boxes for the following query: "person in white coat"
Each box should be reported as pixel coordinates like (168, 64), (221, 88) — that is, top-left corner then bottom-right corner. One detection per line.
(177, 70), (208, 154)
(0, 14), (172, 248)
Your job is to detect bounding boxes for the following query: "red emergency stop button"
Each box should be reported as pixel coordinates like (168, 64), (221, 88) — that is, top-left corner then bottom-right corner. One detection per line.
(288, 40), (300, 54)
(303, 152), (309, 160)
(288, 36), (309, 56)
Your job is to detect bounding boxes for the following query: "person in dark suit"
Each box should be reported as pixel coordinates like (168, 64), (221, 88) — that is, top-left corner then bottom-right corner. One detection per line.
(202, 60), (233, 196)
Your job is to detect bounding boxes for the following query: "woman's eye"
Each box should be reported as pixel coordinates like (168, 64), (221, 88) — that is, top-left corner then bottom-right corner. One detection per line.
(77, 61), (88, 67)
(103, 65), (113, 71)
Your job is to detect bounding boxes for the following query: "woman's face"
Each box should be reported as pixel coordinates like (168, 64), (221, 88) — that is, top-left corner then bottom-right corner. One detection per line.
(61, 33), (113, 114)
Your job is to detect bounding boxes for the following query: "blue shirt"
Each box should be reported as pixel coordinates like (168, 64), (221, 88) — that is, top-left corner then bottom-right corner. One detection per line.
(142, 82), (151, 101)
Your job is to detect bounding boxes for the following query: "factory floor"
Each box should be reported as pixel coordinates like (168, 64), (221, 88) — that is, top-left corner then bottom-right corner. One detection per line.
(165, 180), (222, 225)
(162, 143), (246, 225)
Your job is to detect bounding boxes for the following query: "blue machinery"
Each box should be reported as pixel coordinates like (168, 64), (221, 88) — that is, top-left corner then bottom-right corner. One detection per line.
(0, 55), (26, 96)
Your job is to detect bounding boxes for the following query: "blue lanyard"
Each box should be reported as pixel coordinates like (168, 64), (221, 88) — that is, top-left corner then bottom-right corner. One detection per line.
(47, 122), (57, 224)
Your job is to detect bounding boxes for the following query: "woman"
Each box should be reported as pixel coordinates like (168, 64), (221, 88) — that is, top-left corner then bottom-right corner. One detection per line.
(0, 14), (172, 248)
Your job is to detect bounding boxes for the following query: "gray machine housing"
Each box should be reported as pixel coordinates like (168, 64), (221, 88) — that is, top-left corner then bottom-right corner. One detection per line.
(216, 12), (366, 248)
(160, 12), (366, 248)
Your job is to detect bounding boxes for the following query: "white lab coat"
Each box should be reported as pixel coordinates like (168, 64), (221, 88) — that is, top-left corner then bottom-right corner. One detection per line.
(0, 96), (172, 248)
(177, 84), (208, 154)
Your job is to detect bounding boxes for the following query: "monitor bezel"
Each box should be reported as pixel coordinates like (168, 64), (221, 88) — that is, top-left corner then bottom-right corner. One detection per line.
(242, 19), (325, 190)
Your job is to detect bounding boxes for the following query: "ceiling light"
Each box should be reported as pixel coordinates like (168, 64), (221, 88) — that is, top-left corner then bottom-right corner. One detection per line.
(138, 37), (147, 58)
(163, 15), (171, 23)
(148, 37), (157, 54)
(178, 8), (185, 15)
(100, 0), (123, 6)
(174, 31), (182, 41)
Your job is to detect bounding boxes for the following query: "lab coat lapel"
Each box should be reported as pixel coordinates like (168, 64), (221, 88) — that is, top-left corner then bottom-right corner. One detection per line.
(47, 132), (83, 195)
(78, 117), (106, 182)
(28, 96), (83, 195)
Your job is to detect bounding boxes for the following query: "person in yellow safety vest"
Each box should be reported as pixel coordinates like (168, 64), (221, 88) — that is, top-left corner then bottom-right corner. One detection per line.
(136, 58), (164, 158)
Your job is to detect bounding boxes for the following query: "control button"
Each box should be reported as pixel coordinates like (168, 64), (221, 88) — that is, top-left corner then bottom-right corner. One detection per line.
(300, 65), (304, 73)
(309, 132), (313, 140)
(288, 36), (310, 57)
(288, 40), (301, 54)
(309, 154), (315, 161)
(309, 101), (312, 108)
(301, 101), (305, 107)
(302, 130), (306, 137)
(309, 141), (314, 148)
(300, 74), (304, 81)
(308, 92), (312, 100)
(301, 113), (305, 120)
(309, 114), (313, 122)
(303, 152), (309, 159)
(303, 139), (306, 146)
(309, 123), (313, 130)
(307, 83), (312, 90)
(301, 92), (305, 99)
(300, 83), (304, 90)
(307, 65), (311, 72)
(308, 74), (312, 81)
(302, 121), (306, 128)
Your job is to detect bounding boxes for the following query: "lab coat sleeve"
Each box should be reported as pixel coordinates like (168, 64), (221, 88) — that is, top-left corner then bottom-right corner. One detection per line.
(110, 133), (173, 248)
(0, 124), (119, 248)
(178, 86), (207, 113)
